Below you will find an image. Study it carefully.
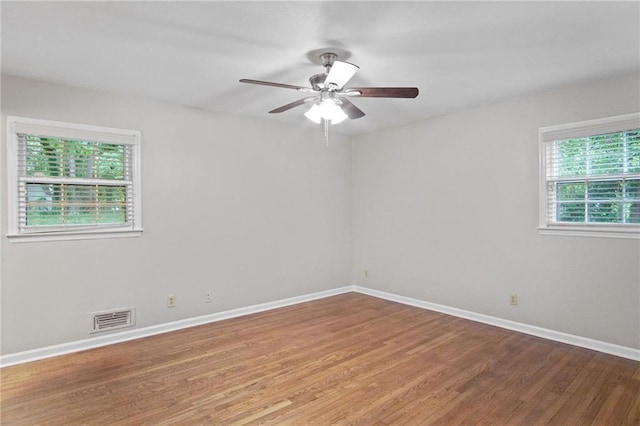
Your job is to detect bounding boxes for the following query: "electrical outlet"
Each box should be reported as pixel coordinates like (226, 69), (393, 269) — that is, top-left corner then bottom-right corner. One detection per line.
(167, 295), (176, 308)
(205, 291), (212, 303)
(509, 294), (518, 306)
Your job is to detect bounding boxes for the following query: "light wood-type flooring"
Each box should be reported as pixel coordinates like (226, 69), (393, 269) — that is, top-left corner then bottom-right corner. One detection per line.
(1, 293), (639, 425)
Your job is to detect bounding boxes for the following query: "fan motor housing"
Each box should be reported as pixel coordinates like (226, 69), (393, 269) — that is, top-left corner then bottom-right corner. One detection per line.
(309, 73), (328, 91)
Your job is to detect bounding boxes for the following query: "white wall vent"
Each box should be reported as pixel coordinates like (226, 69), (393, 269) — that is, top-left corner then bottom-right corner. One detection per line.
(91, 307), (135, 334)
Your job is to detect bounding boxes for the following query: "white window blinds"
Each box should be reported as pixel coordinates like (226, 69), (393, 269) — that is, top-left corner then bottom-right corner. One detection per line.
(17, 134), (136, 232)
(7, 116), (142, 240)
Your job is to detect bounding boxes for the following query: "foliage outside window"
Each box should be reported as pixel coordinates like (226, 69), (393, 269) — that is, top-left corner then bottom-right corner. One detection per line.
(7, 116), (142, 242)
(539, 113), (640, 238)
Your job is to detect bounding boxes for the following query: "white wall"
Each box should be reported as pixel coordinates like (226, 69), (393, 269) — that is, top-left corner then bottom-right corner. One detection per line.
(1, 74), (352, 355)
(352, 72), (640, 349)
(3, 72), (639, 357)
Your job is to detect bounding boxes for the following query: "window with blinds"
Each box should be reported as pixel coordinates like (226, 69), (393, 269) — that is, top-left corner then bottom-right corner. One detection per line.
(539, 113), (640, 238)
(7, 116), (142, 241)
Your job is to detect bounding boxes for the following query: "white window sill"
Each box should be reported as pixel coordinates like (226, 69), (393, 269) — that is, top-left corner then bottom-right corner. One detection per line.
(538, 226), (640, 239)
(7, 229), (143, 243)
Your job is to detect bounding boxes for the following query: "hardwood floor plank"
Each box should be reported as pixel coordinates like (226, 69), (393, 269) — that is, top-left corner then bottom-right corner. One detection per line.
(1, 293), (638, 425)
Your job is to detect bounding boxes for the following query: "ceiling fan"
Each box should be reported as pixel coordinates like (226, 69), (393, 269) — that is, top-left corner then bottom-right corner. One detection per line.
(240, 52), (419, 125)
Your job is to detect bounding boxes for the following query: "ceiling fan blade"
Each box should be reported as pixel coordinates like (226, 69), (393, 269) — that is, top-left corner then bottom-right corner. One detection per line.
(338, 98), (366, 119)
(343, 87), (419, 98)
(325, 61), (359, 89)
(269, 96), (319, 114)
(240, 79), (313, 92)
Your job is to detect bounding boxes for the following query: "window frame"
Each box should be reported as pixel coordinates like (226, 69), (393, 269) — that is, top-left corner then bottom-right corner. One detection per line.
(6, 116), (142, 242)
(539, 112), (640, 239)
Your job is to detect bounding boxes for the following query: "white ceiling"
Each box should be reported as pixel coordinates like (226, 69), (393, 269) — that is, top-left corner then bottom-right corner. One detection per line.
(2, 1), (639, 135)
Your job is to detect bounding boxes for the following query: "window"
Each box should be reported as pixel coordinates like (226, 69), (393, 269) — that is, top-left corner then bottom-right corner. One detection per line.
(6, 116), (142, 242)
(539, 113), (640, 239)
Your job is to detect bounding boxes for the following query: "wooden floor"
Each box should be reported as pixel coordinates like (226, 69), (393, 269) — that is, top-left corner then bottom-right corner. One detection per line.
(1, 293), (639, 425)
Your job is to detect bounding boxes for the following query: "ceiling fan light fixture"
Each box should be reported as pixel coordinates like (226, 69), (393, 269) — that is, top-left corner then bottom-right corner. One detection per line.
(328, 105), (348, 124)
(304, 104), (322, 124)
(319, 99), (340, 121)
(305, 99), (348, 125)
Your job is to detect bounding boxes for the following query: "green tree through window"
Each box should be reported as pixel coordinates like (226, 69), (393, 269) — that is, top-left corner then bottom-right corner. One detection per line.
(551, 130), (639, 224)
(23, 136), (129, 227)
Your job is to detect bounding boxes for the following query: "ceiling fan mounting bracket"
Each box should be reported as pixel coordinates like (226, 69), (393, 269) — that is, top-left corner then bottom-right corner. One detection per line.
(319, 52), (337, 72)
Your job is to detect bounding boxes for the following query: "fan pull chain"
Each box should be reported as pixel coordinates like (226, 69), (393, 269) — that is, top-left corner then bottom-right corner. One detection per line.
(324, 119), (329, 147)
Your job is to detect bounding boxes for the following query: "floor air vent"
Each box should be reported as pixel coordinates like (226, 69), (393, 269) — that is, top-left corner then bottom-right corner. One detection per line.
(91, 307), (135, 334)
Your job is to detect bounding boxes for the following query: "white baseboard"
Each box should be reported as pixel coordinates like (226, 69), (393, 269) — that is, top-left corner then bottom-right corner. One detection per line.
(2, 284), (638, 367)
(0, 286), (353, 367)
(352, 286), (640, 362)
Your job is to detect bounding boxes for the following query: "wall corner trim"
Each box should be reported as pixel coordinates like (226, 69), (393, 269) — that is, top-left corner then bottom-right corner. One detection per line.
(352, 286), (640, 362)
